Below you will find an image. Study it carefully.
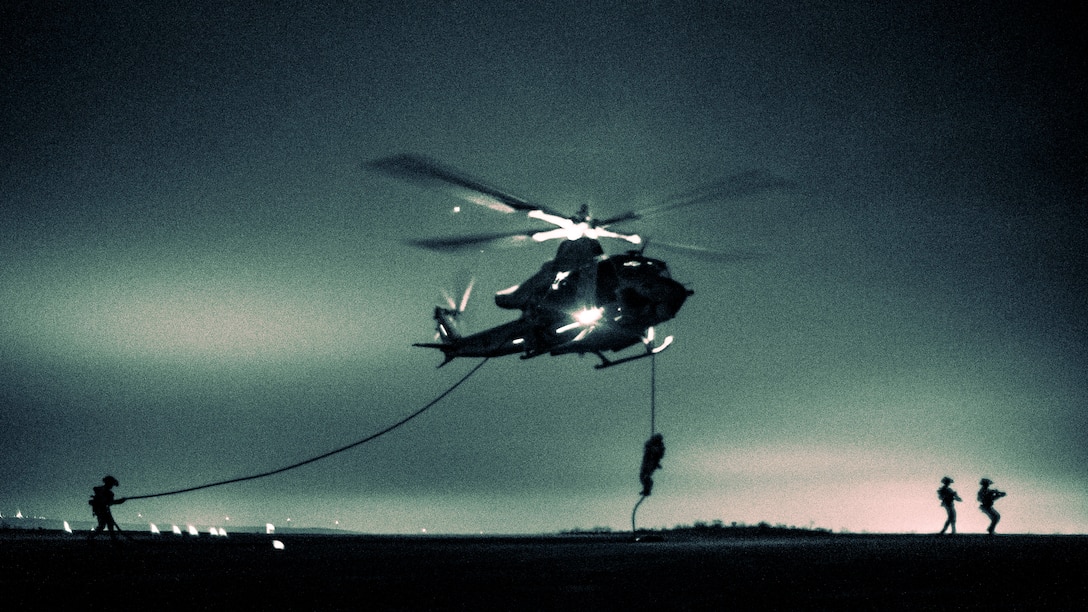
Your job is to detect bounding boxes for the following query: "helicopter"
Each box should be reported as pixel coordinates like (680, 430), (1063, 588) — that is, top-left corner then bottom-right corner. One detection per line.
(368, 154), (787, 369)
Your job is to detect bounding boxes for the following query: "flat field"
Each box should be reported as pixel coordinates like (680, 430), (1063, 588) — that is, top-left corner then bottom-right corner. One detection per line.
(2, 530), (1085, 610)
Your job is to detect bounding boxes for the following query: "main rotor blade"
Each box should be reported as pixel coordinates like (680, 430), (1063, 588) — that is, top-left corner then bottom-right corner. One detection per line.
(596, 210), (642, 226)
(635, 170), (796, 221)
(644, 238), (770, 262)
(367, 154), (566, 217)
(406, 229), (547, 252)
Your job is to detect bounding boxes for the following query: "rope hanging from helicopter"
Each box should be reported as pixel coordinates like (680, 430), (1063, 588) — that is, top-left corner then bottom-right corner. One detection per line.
(632, 352), (664, 534)
(125, 358), (490, 501)
(650, 351), (657, 436)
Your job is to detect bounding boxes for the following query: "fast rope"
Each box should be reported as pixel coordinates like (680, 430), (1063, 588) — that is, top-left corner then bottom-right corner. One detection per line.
(631, 352), (661, 534)
(125, 358), (490, 501)
(650, 350), (657, 436)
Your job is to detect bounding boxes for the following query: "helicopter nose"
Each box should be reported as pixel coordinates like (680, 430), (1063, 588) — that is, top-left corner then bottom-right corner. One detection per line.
(655, 279), (692, 319)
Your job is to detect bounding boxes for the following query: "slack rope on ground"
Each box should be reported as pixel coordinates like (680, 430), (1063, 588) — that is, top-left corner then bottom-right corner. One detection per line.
(125, 358), (490, 501)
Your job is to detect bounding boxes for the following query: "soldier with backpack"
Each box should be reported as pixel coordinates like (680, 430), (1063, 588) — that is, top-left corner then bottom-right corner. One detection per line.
(937, 476), (962, 534)
(977, 478), (1007, 535)
(639, 433), (665, 497)
(88, 475), (126, 541)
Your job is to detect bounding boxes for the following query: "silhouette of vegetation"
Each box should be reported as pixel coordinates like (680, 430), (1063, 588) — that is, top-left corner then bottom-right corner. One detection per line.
(561, 525), (614, 534)
(564, 519), (834, 538)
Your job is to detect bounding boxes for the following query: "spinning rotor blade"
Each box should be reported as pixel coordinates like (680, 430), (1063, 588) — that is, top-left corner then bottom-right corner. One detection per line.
(406, 229), (550, 252)
(642, 238), (769, 262)
(367, 154), (566, 218)
(440, 277), (476, 312)
(634, 170), (796, 221)
(374, 154), (791, 256)
(591, 211), (639, 227)
(459, 277), (475, 312)
(595, 210), (642, 227)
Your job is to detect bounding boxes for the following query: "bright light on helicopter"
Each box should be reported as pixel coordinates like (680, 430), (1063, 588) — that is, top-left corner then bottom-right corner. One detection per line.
(575, 307), (604, 326)
(557, 307), (604, 334)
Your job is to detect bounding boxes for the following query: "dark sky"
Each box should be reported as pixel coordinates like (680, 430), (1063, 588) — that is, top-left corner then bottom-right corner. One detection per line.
(3, 1), (1085, 534)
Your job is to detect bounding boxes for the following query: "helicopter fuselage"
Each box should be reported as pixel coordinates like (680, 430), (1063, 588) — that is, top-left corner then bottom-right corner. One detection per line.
(415, 238), (692, 367)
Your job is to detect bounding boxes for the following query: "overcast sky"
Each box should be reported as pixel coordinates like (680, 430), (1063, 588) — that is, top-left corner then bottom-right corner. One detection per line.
(3, 1), (1085, 534)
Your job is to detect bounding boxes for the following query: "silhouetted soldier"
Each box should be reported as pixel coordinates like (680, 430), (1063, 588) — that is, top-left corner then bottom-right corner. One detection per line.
(977, 478), (1006, 535)
(937, 476), (962, 534)
(88, 475), (126, 540)
(639, 433), (665, 496)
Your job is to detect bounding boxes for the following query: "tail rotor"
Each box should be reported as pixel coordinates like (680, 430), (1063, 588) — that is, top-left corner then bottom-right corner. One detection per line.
(441, 277), (475, 315)
(433, 277), (475, 341)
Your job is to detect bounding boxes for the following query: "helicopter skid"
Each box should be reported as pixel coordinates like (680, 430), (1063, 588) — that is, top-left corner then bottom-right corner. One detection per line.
(593, 335), (674, 369)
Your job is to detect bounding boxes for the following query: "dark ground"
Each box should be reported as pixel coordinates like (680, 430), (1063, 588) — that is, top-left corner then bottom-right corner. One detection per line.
(2, 530), (1086, 610)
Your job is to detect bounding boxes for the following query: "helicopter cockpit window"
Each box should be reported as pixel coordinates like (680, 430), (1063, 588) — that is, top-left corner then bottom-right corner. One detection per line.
(616, 256), (671, 279)
(596, 258), (619, 303)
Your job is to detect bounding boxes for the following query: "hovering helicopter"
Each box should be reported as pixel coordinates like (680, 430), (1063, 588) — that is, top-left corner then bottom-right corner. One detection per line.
(368, 154), (787, 369)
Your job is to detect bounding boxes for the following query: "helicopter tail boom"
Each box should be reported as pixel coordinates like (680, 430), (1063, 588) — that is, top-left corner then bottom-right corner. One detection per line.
(414, 306), (529, 367)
